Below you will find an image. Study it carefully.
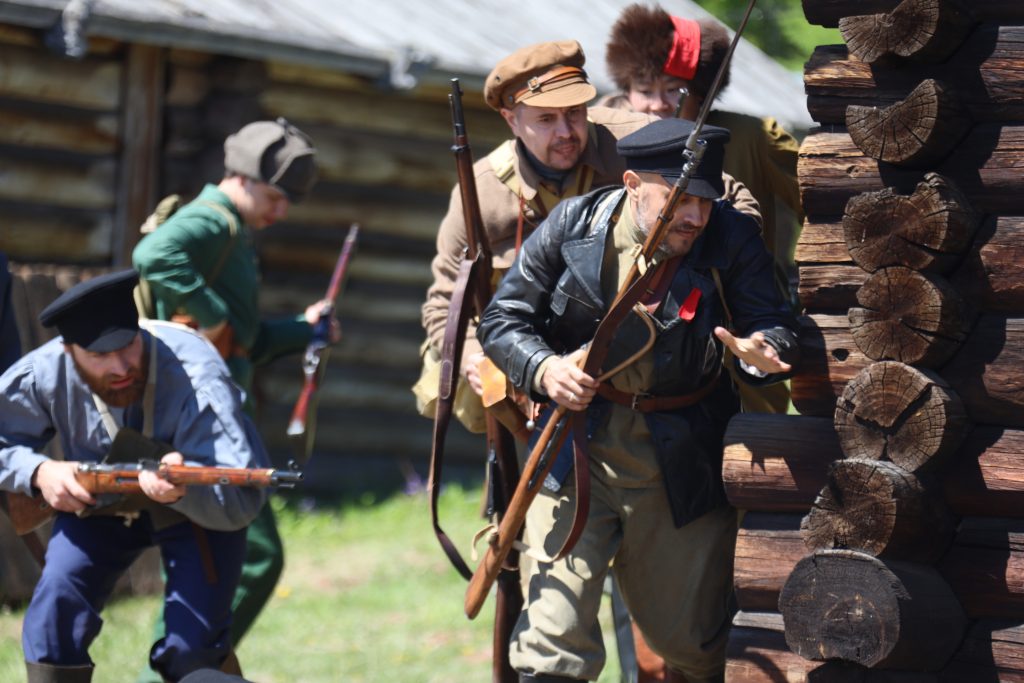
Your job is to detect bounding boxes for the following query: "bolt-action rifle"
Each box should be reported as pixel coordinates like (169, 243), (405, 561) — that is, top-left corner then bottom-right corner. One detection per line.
(463, 0), (760, 620)
(5, 460), (302, 535)
(287, 223), (359, 463)
(428, 78), (523, 682)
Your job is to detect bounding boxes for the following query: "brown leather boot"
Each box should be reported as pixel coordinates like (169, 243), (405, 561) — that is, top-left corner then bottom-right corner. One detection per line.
(25, 662), (94, 683)
(518, 674), (588, 682)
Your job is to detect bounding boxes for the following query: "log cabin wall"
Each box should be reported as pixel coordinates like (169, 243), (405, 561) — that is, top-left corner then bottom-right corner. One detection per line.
(725, 0), (1024, 680)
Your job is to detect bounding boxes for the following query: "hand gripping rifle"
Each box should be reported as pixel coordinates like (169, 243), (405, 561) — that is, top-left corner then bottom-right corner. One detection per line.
(428, 78), (523, 683)
(5, 460), (302, 535)
(463, 0), (759, 620)
(287, 223), (359, 463)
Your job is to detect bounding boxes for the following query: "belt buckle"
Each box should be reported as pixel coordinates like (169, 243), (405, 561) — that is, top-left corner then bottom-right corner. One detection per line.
(631, 392), (650, 411)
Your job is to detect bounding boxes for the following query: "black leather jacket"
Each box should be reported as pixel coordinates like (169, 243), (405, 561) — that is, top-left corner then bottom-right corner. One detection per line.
(478, 186), (800, 527)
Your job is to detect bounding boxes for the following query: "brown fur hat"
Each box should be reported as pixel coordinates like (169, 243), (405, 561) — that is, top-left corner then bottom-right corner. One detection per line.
(605, 4), (731, 100)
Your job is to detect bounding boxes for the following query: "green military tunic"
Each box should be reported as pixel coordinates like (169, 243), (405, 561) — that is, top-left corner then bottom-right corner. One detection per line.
(132, 183), (312, 662)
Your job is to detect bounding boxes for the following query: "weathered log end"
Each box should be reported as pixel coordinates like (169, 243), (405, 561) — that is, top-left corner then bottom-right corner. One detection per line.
(843, 172), (979, 274)
(800, 458), (954, 562)
(838, 0), (974, 64)
(846, 79), (971, 167)
(780, 549), (966, 670)
(834, 361), (970, 472)
(848, 267), (971, 367)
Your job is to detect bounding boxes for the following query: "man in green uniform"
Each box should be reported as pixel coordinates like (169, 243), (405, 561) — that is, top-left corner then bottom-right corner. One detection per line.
(132, 118), (340, 676)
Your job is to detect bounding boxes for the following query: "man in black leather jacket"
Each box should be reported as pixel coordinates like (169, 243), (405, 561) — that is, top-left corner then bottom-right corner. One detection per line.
(477, 118), (800, 683)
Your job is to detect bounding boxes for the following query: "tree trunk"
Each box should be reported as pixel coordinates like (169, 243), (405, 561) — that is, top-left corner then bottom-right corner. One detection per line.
(735, 513), (804, 611)
(800, 458), (954, 562)
(843, 172), (979, 274)
(780, 550), (966, 670)
(802, 0), (1024, 27)
(838, 0), (974, 64)
(846, 79), (972, 168)
(938, 517), (1024, 620)
(723, 414), (842, 511)
(834, 361), (970, 473)
(798, 125), (1024, 217)
(848, 267), (971, 367)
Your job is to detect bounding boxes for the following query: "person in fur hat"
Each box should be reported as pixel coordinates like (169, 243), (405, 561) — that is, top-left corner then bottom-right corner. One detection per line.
(601, 3), (803, 328)
(599, 5), (805, 681)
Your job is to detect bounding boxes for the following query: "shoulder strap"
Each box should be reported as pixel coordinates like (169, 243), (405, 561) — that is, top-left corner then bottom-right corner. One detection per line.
(193, 200), (240, 289)
(711, 267), (733, 329)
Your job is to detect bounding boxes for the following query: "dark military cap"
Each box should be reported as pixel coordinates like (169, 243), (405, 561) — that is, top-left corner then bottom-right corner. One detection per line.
(224, 118), (317, 203)
(39, 270), (140, 353)
(484, 40), (597, 111)
(617, 117), (731, 199)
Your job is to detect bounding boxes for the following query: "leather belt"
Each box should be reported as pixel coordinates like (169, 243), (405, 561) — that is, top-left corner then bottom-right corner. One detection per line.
(597, 370), (720, 412)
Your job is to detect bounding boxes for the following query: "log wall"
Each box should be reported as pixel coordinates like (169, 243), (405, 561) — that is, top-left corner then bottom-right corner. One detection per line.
(727, 0), (1024, 678)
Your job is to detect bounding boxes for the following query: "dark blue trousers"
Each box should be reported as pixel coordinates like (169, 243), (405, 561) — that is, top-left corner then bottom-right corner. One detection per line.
(22, 511), (247, 681)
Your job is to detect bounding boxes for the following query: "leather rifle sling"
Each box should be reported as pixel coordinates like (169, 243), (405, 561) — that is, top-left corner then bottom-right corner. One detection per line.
(427, 255), (478, 579)
(547, 261), (666, 562)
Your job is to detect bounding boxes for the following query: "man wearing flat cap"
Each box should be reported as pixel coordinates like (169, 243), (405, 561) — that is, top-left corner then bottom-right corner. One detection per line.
(0, 270), (268, 682)
(415, 39), (760, 434)
(477, 118), (800, 683)
(132, 118), (340, 665)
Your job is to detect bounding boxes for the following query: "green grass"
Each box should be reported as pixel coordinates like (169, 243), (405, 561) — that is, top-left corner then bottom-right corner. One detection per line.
(0, 485), (623, 682)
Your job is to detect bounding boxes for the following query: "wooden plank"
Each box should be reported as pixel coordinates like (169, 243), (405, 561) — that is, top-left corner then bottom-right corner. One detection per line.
(260, 82), (509, 149)
(0, 158), (116, 210)
(310, 125), (458, 194)
(0, 42), (121, 110)
(0, 108), (119, 154)
(0, 211), (112, 264)
(259, 247), (431, 288)
(284, 195), (444, 243)
(114, 43), (165, 267)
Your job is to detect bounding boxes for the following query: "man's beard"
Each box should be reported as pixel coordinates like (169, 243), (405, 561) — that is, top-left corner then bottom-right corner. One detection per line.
(73, 353), (147, 407)
(635, 194), (684, 258)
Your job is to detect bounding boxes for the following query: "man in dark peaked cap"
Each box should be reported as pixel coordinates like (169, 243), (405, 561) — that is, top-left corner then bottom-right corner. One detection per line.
(0, 270), (268, 682)
(477, 118), (800, 682)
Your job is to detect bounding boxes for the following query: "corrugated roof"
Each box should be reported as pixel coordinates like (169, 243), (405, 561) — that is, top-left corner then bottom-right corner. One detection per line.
(0, 0), (813, 130)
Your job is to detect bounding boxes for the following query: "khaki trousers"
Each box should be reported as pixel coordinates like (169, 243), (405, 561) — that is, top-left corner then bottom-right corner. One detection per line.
(510, 472), (737, 682)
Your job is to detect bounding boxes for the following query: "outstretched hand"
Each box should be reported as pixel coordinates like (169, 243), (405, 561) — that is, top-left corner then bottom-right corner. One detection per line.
(714, 327), (792, 375)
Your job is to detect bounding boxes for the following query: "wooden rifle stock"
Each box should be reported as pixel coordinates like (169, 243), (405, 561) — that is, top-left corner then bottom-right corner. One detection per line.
(464, 0), (760, 619)
(287, 223), (359, 451)
(5, 461), (302, 535)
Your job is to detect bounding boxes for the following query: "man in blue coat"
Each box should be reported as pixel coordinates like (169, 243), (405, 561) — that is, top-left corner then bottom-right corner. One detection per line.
(0, 270), (267, 682)
(477, 118), (800, 682)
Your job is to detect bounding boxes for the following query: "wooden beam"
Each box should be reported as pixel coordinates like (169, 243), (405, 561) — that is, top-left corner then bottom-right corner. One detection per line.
(114, 43), (165, 267)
